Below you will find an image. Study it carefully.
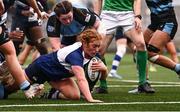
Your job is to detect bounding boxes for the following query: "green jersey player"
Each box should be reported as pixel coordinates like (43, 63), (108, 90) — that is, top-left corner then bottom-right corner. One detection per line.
(94, 0), (155, 93)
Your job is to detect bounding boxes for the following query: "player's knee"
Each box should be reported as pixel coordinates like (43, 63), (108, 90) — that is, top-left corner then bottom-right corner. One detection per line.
(68, 92), (80, 100)
(146, 44), (160, 62)
(147, 44), (160, 53)
(73, 93), (80, 100)
(135, 41), (146, 50)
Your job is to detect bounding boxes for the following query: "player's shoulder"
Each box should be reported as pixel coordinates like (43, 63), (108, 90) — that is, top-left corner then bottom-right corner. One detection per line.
(48, 12), (57, 20)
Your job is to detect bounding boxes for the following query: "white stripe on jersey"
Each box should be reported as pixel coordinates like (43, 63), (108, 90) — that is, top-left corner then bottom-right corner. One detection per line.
(57, 42), (83, 63)
(0, 12), (7, 25)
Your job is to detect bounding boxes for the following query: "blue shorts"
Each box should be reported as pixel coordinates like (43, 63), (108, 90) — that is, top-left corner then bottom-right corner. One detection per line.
(115, 27), (125, 40)
(25, 60), (47, 84)
(148, 14), (178, 39)
(25, 52), (73, 83)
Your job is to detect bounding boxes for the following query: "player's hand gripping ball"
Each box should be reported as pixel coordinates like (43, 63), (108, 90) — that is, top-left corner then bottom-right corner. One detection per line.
(84, 57), (101, 91)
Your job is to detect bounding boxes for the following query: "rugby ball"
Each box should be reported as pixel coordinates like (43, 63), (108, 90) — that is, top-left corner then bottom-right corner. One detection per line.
(87, 57), (101, 81)
(84, 57), (101, 91)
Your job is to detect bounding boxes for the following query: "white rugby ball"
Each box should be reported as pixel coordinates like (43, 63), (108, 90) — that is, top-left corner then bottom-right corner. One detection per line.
(87, 57), (101, 81)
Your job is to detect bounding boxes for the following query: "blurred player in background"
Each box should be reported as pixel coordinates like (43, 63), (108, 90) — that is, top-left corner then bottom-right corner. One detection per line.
(0, 0), (48, 99)
(144, 0), (180, 77)
(94, 0), (154, 93)
(11, 0), (49, 56)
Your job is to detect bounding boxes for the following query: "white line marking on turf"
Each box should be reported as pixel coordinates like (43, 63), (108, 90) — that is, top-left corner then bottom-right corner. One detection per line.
(1, 101), (180, 108)
(106, 84), (180, 87)
(108, 79), (180, 85)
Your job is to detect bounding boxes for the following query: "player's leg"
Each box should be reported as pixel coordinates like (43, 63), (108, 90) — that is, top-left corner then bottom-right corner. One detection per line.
(94, 30), (113, 93)
(0, 39), (38, 98)
(0, 34), (30, 86)
(0, 46), (44, 99)
(147, 29), (180, 73)
(144, 13), (180, 75)
(146, 19), (180, 74)
(143, 28), (157, 72)
(0, 52), (18, 99)
(10, 15), (26, 55)
(166, 41), (179, 63)
(96, 11), (120, 93)
(95, 34), (113, 94)
(32, 49), (40, 62)
(125, 25), (154, 93)
(18, 42), (34, 65)
(108, 27), (127, 79)
(99, 34), (113, 56)
(49, 78), (80, 100)
(28, 24), (48, 55)
(93, 68), (108, 94)
(12, 40), (24, 55)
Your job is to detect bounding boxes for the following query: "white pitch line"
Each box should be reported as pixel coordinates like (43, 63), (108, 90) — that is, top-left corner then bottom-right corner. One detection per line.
(108, 79), (180, 85)
(106, 84), (180, 88)
(1, 101), (180, 108)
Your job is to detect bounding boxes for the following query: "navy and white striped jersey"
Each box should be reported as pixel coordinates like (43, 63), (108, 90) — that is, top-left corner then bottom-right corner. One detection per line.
(25, 42), (90, 81)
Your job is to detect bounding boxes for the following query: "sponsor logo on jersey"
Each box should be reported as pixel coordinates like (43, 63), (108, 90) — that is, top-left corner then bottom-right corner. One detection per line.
(47, 26), (55, 32)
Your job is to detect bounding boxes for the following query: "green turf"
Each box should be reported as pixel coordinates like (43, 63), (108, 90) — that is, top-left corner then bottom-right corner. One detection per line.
(1, 53), (180, 111)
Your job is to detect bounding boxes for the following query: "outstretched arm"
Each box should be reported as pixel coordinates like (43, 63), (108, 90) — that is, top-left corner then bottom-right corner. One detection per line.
(72, 65), (103, 103)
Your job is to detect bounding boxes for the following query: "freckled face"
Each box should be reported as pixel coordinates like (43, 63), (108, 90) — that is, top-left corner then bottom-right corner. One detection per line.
(84, 40), (101, 58)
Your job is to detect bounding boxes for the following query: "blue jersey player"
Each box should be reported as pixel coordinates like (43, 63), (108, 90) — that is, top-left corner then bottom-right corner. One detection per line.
(0, 28), (106, 102)
(144, 0), (180, 77)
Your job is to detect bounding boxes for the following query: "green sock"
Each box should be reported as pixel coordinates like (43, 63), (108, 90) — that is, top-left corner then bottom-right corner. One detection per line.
(100, 79), (107, 89)
(136, 51), (147, 85)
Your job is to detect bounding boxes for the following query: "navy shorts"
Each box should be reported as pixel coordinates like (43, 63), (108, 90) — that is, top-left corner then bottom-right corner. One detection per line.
(148, 14), (178, 39)
(115, 27), (125, 40)
(25, 61), (49, 84)
(25, 52), (73, 83)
